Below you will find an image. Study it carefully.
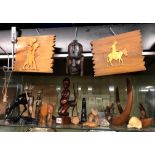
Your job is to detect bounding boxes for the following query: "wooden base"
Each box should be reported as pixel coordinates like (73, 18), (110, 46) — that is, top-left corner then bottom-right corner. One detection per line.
(56, 116), (71, 125)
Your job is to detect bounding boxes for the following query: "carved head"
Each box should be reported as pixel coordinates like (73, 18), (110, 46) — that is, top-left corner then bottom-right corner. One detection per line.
(24, 84), (34, 94)
(63, 78), (70, 89)
(33, 43), (40, 49)
(68, 40), (83, 58)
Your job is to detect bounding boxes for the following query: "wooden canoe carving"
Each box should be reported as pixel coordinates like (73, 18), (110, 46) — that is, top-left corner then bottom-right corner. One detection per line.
(91, 30), (146, 77)
(111, 79), (133, 126)
(13, 35), (56, 73)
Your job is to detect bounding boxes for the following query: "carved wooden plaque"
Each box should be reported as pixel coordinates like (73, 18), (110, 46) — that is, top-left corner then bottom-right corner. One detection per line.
(13, 35), (56, 73)
(91, 30), (146, 77)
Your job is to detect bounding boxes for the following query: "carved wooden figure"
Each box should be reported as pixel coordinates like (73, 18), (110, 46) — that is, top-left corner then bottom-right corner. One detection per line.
(68, 84), (78, 117)
(138, 103), (154, 128)
(58, 78), (70, 117)
(66, 40), (84, 76)
(5, 84), (34, 122)
(139, 103), (147, 119)
(35, 90), (42, 124)
(40, 103), (48, 126)
(47, 104), (54, 127)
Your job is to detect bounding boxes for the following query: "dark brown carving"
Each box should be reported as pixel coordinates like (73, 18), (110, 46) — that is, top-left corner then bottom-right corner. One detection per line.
(139, 103), (147, 119)
(111, 79), (133, 126)
(141, 118), (153, 128)
(138, 103), (153, 128)
(66, 40), (84, 76)
(58, 78), (79, 118)
(115, 86), (123, 114)
(58, 78), (70, 116)
(68, 84), (78, 116)
(105, 103), (114, 122)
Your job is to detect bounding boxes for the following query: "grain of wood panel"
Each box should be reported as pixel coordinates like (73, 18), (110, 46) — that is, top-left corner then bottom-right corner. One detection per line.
(92, 53), (144, 62)
(14, 35), (56, 73)
(94, 64), (146, 76)
(91, 30), (146, 77)
(93, 57), (145, 70)
(91, 30), (141, 45)
(92, 35), (141, 47)
(92, 42), (142, 54)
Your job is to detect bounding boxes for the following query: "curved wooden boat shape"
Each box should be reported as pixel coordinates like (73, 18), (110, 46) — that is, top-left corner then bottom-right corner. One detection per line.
(141, 118), (154, 128)
(111, 78), (133, 126)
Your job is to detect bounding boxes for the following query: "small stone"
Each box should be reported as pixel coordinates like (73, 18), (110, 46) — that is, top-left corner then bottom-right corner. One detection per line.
(100, 118), (110, 127)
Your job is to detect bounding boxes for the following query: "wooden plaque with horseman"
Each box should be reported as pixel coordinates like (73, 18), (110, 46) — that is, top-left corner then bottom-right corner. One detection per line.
(91, 30), (146, 77)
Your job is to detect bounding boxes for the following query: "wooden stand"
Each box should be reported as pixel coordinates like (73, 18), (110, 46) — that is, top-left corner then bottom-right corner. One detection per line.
(56, 116), (71, 125)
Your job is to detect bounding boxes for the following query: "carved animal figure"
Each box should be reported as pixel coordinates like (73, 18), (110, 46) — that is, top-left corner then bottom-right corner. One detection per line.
(5, 85), (34, 122)
(107, 41), (128, 65)
(5, 93), (29, 121)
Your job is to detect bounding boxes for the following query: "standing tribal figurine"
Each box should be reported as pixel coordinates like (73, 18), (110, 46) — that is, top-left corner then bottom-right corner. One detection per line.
(35, 90), (42, 124)
(58, 78), (70, 116)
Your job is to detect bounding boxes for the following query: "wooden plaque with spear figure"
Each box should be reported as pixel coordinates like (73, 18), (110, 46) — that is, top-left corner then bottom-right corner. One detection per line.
(13, 35), (56, 73)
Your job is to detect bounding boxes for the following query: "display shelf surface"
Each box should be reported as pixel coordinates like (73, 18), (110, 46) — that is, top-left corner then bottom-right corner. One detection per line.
(0, 120), (155, 132)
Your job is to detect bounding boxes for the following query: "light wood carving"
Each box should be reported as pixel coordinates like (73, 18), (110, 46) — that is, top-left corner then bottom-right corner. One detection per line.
(111, 79), (133, 126)
(91, 30), (146, 77)
(40, 102), (48, 126)
(107, 41), (128, 65)
(14, 35), (56, 73)
(23, 38), (39, 70)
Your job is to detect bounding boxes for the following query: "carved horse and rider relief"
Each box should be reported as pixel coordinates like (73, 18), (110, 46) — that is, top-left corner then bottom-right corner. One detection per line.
(107, 41), (128, 65)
